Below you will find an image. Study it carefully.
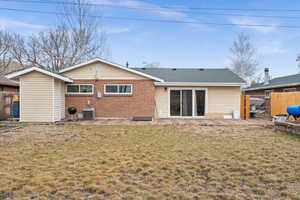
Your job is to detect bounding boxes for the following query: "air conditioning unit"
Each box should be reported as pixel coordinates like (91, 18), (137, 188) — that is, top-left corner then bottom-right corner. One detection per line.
(82, 108), (95, 120)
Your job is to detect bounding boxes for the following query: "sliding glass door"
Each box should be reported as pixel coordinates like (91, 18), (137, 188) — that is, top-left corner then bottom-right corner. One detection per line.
(182, 90), (193, 116)
(170, 89), (206, 117)
(195, 90), (205, 116)
(170, 90), (181, 116)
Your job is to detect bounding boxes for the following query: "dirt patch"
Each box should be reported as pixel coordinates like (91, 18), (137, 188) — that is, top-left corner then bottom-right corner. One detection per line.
(184, 125), (275, 138)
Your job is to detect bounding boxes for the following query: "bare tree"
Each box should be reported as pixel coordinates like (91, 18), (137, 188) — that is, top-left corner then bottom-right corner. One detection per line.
(11, 0), (107, 72)
(0, 30), (13, 74)
(250, 73), (264, 86)
(229, 33), (258, 82)
(296, 54), (300, 72)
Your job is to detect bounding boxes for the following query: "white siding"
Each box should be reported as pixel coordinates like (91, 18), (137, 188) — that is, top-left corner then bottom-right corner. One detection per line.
(155, 87), (169, 118)
(20, 71), (54, 122)
(62, 61), (148, 80)
(207, 86), (241, 114)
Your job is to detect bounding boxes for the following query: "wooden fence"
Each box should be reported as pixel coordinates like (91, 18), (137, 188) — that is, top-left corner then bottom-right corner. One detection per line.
(0, 92), (18, 120)
(240, 95), (250, 120)
(271, 92), (300, 116)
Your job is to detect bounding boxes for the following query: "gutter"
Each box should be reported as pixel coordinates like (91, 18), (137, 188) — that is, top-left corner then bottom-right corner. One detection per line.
(154, 82), (246, 87)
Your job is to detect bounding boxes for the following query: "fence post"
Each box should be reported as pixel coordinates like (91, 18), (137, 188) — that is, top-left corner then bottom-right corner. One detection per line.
(240, 95), (250, 120)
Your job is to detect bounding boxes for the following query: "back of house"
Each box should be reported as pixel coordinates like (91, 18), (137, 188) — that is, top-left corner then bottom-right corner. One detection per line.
(6, 58), (245, 122)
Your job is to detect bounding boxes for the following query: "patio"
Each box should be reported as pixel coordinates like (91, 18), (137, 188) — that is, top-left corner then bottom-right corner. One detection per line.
(74, 119), (273, 126)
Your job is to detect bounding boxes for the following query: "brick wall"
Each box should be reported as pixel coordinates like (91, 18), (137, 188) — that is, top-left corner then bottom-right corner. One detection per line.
(65, 80), (155, 119)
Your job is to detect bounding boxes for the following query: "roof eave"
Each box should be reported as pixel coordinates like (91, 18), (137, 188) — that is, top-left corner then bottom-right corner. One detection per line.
(244, 82), (300, 91)
(5, 67), (73, 83)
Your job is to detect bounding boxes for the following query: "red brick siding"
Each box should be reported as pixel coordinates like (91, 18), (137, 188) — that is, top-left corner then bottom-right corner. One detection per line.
(0, 86), (18, 92)
(65, 80), (155, 119)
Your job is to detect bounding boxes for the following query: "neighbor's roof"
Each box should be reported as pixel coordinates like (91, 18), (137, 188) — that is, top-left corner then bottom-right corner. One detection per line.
(5, 67), (73, 83)
(0, 76), (19, 87)
(133, 68), (245, 85)
(245, 73), (300, 91)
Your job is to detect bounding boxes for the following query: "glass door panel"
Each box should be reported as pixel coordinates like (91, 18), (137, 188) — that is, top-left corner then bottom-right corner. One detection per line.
(170, 90), (181, 116)
(195, 90), (205, 116)
(182, 90), (193, 116)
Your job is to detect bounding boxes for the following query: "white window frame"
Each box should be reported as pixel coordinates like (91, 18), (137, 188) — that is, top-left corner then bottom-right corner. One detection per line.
(283, 88), (296, 92)
(104, 84), (133, 95)
(265, 90), (273, 99)
(66, 84), (94, 95)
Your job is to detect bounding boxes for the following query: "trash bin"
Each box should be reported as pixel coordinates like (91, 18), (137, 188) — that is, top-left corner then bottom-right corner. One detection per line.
(12, 101), (19, 118)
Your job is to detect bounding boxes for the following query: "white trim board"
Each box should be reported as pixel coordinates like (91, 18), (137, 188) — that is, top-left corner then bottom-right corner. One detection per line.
(104, 84), (133, 95)
(52, 77), (55, 122)
(5, 67), (73, 83)
(66, 84), (94, 95)
(59, 58), (164, 82)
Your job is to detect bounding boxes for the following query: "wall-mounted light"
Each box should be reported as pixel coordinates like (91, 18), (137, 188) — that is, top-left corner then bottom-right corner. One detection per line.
(164, 87), (167, 91)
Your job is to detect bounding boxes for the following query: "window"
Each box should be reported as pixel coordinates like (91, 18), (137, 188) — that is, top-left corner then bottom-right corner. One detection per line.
(104, 84), (132, 95)
(283, 88), (296, 92)
(265, 90), (273, 99)
(66, 84), (93, 94)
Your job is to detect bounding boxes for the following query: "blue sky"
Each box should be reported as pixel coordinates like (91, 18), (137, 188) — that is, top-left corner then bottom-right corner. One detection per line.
(1, 0), (300, 78)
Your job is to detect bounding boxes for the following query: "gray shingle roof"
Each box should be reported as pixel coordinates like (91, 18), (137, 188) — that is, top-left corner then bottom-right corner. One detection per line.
(245, 73), (300, 91)
(133, 68), (245, 83)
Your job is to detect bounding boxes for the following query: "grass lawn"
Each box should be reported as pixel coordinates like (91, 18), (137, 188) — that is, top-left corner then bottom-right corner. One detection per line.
(0, 124), (299, 200)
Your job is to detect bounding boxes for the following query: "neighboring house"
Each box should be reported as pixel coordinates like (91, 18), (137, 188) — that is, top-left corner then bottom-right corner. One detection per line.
(245, 68), (300, 98)
(0, 75), (19, 92)
(6, 58), (245, 122)
(244, 68), (300, 114)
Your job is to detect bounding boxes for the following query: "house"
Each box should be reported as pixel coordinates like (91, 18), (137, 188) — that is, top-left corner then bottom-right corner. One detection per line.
(6, 58), (245, 122)
(244, 68), (300, 114)
(0, 75), (19, 92)
(244, 68), (300, 98)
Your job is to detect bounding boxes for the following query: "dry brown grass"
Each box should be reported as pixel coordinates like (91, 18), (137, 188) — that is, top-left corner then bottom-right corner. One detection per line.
(0, 124), (299, 200)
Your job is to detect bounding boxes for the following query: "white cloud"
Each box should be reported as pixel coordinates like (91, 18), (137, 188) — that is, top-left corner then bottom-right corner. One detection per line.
(258, 41), (285, 56)
(0, 17), (47, 31)
(230, 17), (278, 33)
(90, 0), (206, 30)
(90, 0), (185, 19)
